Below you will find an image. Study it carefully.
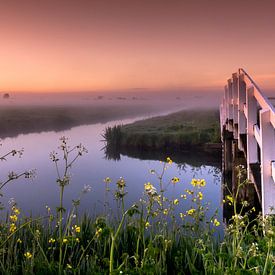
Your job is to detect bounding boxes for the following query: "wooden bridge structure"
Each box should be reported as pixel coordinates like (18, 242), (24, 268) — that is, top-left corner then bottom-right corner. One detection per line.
(220, 69), (275, 215)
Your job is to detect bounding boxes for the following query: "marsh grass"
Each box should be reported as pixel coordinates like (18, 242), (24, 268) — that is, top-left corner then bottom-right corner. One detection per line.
(103, 109), (221, 153)
(0, 139), (274, 274)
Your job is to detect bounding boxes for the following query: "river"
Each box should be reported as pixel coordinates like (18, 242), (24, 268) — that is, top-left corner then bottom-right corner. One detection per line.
(0, 115), (222, 224)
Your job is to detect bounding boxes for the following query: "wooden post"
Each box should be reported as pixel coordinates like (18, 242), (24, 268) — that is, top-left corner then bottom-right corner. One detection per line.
(260, 109), (275, 215)
(246, 86), (258, 181)
(238, 74), (246, 134)
(232, 73), (238, 139)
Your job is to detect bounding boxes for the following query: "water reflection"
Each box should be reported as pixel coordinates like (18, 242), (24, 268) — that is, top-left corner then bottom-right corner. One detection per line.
(0, 118), (222, 227)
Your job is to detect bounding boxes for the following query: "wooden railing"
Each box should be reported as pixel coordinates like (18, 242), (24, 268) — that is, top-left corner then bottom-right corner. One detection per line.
(220, 69), (275, 215)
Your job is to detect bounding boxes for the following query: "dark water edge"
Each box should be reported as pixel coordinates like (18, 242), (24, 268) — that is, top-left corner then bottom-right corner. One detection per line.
(104, 144), (222, 169)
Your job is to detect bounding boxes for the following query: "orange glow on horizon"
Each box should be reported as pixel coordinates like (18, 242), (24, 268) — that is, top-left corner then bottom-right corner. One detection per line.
(1, 0), (275, 93)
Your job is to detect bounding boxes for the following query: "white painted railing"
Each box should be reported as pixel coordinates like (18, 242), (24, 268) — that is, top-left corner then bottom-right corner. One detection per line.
(220, 69), (275, 215)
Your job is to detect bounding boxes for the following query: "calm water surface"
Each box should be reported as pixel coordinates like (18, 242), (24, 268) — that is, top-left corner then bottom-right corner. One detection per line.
(0, 116), (222, 223)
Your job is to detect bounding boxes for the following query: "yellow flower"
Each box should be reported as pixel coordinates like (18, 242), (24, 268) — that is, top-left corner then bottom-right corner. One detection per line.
(145, 222), (150, 229)
(144, 182), (153, 191)
(199, 179), (206, 187)
(163, 209), (168, 215)
(197, 192), (203, 200)
(173, 199), (179, 205)
(24, 252), (32, 259)
(187, 209), (195, 216)
(213, 218), (220, 227)
(63, 238), (68, 244)
(10, 215), (18, 222)
(116, 177), (125, 188)
(104, 177), (111, 183)
(67, 264), (72, 269)
(171, 177), (180, 184)
(74, 225), (81, 233)
(17, 238), (22, 244)
(48, 238), (56, 244)
(191, 179), (206, 187)
(12, 206), (20, 215)
(9, 223), (16, 233)
(181, 194), (187, 199)
(76, 238), (80, 243)
(95, 227), (102, 238)
(166, 157), (173, 164)
(226, 195), (234, 204)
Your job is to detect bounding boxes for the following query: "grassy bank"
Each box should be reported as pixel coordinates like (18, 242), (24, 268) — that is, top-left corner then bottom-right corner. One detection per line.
(0, 138), (274, 274)
(104, 109), (221, 154)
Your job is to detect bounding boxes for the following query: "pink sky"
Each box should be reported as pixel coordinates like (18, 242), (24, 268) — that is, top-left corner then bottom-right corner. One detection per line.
(0, 0), (275, 93)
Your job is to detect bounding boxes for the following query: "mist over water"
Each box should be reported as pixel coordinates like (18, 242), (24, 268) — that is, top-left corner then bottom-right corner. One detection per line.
(0, 90), (222, 109)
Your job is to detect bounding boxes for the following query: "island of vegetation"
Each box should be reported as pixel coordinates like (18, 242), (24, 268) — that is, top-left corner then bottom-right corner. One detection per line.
(103, 108), (221, 155)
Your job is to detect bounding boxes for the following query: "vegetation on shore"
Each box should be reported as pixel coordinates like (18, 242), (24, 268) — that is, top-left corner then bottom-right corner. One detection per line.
(103, 109), (221, 152)
(0, 138), (274, 274)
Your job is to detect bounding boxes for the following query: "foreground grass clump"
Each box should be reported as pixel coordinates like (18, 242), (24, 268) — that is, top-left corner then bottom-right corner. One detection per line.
(0, 139), (274, 274)
(103, 109), (221, 151)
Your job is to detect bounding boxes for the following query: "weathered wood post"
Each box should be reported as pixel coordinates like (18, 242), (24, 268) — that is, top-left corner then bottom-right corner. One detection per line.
(246, 86), (258, 181)
(259, 109), (275, 215)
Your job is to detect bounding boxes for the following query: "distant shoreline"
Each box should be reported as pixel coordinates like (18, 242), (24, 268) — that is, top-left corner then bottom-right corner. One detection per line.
(0, 103), (182, 139)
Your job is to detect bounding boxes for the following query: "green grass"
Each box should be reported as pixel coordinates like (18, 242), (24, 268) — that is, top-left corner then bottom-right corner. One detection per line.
(0, 134), (274, 275)
(104, 109), (221, 151)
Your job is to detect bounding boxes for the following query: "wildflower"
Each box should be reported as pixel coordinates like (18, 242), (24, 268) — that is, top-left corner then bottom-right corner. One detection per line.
(226, 195), (234, 204)
(213, 218), (220, 227)
(180, 213), (186, 219)
(116, 177), (126, 188)
(45, 205), (51, 213)
(48, 238), (56, 244)
(163, 209), (168, 215)
(197, 192), (203, 200)
(74, 225), (81, 233)
(199, 179), (206, 186)
(144, 182), (157, 197)
(166, 157), (173, 164)
(181, 194), (187, 199)
(191, 179), (206, 187)
(17, 238), (22, 244)
(144, 182), (153, 191)
(10, 215), (18, 222)
(63, 238), (68, 244)
(8, 198), (16, 205)
(82, 184), (92, 194)
(104, 177), (111, 183)
(173, 199), (179, 205)
(67, 264), (72, 269)
(9, 223), (16, 233)
(187, 209), (195, 216)
(171, 177), (180, 184)
(145, 222), (150, 229)
(24, 252), (32, 259)
(76, 238), (80, 243)
(95, 227), (102, 238)
(12, 206), (20, 215)
(185, 189), (194, 195)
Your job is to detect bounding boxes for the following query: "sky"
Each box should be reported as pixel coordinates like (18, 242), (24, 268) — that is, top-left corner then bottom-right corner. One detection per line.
(0, 0), (275, 93)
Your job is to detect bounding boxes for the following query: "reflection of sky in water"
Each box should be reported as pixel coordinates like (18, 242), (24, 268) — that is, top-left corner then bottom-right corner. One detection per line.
(0, 117), (222, 227)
